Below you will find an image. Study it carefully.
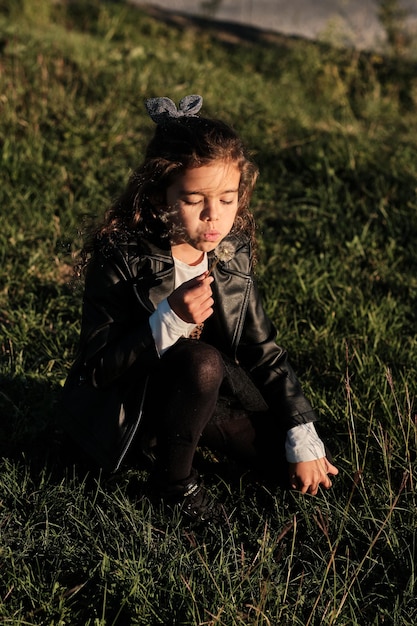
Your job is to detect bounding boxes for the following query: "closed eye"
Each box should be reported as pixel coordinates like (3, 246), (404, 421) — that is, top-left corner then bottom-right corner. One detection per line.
(182, 197), (203, 206)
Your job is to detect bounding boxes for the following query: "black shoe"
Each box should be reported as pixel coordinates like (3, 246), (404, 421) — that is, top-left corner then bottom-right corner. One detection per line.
(150, 469), (222, 523)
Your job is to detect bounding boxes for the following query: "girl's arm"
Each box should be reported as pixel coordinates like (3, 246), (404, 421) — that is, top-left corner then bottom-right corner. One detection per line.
(286, 422), (338, 494)
(77, 250), (161, 387)
(149, 297), (197, 356)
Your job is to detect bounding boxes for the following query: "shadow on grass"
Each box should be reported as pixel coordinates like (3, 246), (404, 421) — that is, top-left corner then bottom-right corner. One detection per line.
(0, 373), (90, 476)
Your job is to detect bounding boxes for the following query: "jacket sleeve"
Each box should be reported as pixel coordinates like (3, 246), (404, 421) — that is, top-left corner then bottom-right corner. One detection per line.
(237, 277), (318, 430)
(76, 249), (160, 388)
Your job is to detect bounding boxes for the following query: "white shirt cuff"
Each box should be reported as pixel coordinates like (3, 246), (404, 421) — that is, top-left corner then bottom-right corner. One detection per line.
(285, 422), (326, 463)
(149, 298), (197, 356)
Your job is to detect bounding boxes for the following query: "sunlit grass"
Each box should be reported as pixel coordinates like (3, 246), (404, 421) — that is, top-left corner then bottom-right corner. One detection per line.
(0, 0), (416, 623)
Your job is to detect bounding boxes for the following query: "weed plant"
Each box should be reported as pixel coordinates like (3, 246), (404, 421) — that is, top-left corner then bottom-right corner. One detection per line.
(0, 1), (416, 624)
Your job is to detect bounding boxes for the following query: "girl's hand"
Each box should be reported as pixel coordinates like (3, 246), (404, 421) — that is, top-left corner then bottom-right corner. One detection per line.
(289, 458), (339, 495)
(168, 272), (214, 324)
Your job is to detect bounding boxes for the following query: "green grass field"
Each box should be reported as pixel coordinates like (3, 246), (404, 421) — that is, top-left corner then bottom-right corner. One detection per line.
(1, 1), (416, 624)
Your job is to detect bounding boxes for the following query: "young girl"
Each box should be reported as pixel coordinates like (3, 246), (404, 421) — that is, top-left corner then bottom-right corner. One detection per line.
(61, 95), (338, 521)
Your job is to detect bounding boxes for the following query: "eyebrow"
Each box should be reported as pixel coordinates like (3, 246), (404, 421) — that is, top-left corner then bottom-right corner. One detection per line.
(180, 188), (239, 195)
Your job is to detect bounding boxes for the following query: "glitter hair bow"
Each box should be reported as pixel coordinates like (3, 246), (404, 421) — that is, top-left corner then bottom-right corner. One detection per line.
(145, 95), (203, 124)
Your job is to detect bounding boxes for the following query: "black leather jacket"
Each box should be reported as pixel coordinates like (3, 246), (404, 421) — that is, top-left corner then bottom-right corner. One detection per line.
(61, 233), (317, 471)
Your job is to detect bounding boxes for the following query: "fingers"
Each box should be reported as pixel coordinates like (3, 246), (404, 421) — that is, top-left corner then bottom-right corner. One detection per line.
(186, 274), (214, 321)
(168, 272), (214, 323)
(299, 474), (332, 496)
(290, 472), (322, 495)
(289, 458), (337, 495)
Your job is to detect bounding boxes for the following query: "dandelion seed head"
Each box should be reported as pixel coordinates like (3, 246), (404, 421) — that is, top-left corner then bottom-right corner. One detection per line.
(214, 241), (234, 263)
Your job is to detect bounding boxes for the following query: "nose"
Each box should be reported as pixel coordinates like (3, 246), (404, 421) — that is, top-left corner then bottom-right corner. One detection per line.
(203, 199), (219, 221)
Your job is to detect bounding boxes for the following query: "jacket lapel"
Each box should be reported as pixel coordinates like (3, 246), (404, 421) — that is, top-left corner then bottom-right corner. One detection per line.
(131, 241), (175, 312)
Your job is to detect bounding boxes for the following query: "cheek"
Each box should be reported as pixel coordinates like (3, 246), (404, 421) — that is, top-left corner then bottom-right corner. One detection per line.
(230, 207), (240, 224)
(170, 208), (194, 234)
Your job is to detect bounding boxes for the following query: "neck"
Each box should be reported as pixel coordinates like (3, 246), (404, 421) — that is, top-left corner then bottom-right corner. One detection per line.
(171, 244), (205, 266)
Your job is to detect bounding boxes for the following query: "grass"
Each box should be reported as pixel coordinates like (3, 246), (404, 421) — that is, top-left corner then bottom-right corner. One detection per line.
(0, 0), (416, 623)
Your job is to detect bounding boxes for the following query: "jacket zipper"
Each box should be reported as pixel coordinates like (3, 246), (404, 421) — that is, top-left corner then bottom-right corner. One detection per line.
(231, 275), (252, 360)
(113, 376), (149, 472)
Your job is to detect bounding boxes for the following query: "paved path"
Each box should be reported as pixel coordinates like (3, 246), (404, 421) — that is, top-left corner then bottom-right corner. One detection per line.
(133, 0), (417, 51)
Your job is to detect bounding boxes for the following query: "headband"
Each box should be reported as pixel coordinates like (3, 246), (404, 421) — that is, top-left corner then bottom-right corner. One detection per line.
(145, 95), (203, 124)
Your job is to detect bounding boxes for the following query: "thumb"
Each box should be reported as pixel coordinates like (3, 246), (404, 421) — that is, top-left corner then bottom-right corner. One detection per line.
(194, 271), (212, 285)
(324, 459), (339, 476)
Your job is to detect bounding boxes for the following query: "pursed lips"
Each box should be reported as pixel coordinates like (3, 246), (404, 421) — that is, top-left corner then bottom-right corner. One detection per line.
(203, 231), (221, 241)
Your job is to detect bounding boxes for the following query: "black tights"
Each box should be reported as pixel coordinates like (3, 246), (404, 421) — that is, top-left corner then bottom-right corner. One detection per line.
(144, 340), (287, 485)
(145, 340), (225, 483)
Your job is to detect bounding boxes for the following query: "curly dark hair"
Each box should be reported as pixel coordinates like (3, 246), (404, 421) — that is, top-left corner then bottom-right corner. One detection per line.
(78, 115), (259, 272)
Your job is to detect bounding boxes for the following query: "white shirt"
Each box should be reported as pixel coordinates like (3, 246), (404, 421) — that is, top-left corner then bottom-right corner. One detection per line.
(148, 254), (325, 463)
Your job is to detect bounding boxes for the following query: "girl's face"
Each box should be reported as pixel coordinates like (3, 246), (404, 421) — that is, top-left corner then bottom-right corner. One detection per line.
(165, 160), (241, 262)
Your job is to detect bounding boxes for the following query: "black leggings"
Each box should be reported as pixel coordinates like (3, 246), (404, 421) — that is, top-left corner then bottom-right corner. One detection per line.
(144, 340), (286, 485)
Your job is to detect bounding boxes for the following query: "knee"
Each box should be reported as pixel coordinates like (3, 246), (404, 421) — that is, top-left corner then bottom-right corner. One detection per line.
(169, 341), (225, 390)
